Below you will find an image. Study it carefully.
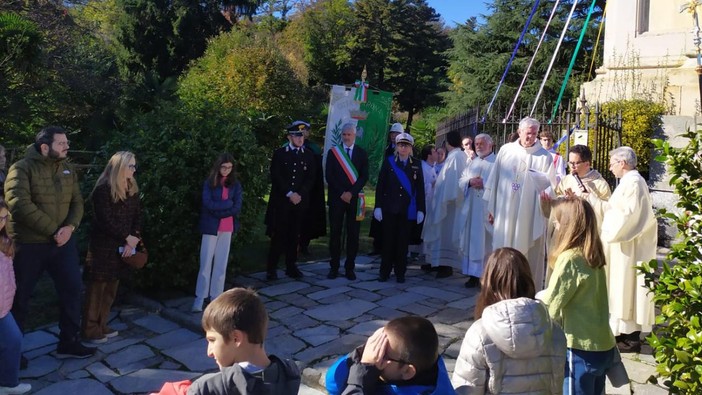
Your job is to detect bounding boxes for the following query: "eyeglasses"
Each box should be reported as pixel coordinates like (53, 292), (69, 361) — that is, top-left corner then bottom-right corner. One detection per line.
(568, 161), (586, 166)
(385, 356), (411, 365)
(128, 164), (137, 170)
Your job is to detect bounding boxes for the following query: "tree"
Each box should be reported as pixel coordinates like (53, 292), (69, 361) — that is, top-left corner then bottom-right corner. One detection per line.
(445, 0), (604, 116)
(178, 27), (310, 150)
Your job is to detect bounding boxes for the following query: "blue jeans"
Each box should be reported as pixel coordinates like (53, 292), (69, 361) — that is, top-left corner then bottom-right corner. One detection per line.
(0, 312), (23, 387)
(564, 347), (615, 395)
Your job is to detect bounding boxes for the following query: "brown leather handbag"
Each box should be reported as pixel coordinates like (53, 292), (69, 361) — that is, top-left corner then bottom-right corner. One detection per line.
(122, 240), (148, 269)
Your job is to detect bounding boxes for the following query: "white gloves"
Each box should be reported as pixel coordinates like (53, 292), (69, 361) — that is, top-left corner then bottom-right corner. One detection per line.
(374, 208), (383, 221)
(417, 211), (424, 224)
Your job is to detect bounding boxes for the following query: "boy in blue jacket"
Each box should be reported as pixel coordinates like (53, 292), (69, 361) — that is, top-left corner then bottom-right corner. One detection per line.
(326, 316), (455, 395)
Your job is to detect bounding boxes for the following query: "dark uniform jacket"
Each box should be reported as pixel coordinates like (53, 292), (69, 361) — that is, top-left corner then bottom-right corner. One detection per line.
(375, 155), (426, 218)
(264, 145), (316, 236)
(325, 145), (369, 207)
(4, 145), (84, 243)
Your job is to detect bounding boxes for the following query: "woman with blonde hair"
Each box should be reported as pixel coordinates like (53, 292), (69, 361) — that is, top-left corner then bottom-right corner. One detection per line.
(541, 198), (616, 394)
(452, 247), (566, 394)
(82, 151), (141, 343)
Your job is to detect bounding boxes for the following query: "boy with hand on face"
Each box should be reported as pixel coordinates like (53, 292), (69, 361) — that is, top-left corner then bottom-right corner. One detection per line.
(326, 316), (455, 395)
(152, 288), (300, 395)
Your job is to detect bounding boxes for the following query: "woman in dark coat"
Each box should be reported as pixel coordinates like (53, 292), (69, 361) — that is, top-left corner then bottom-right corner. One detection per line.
(82, 151), (141, 343)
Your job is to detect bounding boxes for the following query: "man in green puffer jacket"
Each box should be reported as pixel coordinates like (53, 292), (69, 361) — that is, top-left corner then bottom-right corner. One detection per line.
(5, 126), (95, 364)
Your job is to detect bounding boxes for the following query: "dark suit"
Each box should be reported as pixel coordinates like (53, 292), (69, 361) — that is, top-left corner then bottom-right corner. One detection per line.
(264, 145), (316, 276)
(374, 155), (425, 280)
(325, 145), (369, 272)
(368, 143), (396, 250)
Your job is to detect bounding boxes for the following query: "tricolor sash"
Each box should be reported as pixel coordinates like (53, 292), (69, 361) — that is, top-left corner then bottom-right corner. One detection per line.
(388, 157), (417, 220)
(331, 146), (365, 221)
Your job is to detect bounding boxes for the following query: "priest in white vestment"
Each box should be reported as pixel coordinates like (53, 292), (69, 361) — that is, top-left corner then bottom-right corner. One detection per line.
(454, 134), (495, 288)
(483, 117), (554, 290)
(422, 131), (467, 277)
(586, 146), (656, 353)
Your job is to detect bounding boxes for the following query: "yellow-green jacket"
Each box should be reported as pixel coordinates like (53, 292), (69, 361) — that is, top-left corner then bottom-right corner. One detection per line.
(4, 145), (83, 243)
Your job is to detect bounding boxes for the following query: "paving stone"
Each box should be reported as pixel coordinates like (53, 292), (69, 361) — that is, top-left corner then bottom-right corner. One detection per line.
(19, 355), (61, 378)
(368, 306), (406, 320)
(296, 285), (325, 296)
(294, 334), (367, 365)
(397, 302), (437, 316)
(284, 314), (320, 331)
(267, 333), (308, 358)
(282, 294), (320, 309)
(430, 322), (467, 339)
(146, 328), (202, 349)
(377, 287), (404, 297)
(305, 299), (377, 321)
(22, 330), (58, 352)
(105, 344), (154, 371)
(97, 336), (146, 354)
(117, 355), (165, 375)
(268, 323), (290, 338)
(318, 293), (353, 304)
(349, 281), (398, 292)
(24, 344), (55, 360)
(295, 325), (340, 346)
(34, 378), (114, 395)
(376, 292), (426, 309)
(58, 355), (97, 374)
(442, 357), (456, 376)
(162, 339), (215, 371)
(66, 369), (90, 379)
(443, 338), (463, 359)
(629, 383), (667, 394)
(431, 307), (471, 325)
(299, 383), (327, 395)
(352, 314), (375, 323)
(159, 360), (181, 369)
(133, 314), (180, 334)
(349, 289), (383, 302)
(264, 300), (289, 312)
(623, 358), (658, 385)
(408, 286), (465, 302)
(353, 271), (378, 281)
(110, 369), (200, 394)
(85, 362), (120, 383)
(307, 286), (353, 300)
(270, 305), (305, 320)
(355, 256), (377, 265)
(347, 320), (388, 336)
(326, 320), (356, 330)
(258, 281), (311, 297)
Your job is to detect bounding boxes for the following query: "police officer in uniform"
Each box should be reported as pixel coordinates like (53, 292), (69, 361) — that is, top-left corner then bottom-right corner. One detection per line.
(264, 121), (316, 280)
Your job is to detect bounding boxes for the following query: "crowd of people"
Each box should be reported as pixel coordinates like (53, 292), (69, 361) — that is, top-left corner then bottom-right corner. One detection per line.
(0, 114), (659, 394)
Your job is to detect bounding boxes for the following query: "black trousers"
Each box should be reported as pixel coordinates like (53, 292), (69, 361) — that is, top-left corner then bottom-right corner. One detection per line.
(266, 205), (303, 274)
(380, 212), (411, 278)
(12, 237), (82, 343)
(328, 200), (361, 271)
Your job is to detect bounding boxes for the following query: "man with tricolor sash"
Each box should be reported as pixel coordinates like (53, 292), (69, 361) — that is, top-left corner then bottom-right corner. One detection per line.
(325, 123), (369, 281)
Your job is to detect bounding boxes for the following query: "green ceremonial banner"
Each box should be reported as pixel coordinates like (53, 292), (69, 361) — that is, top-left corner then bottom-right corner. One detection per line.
(323, 84), (393, 186)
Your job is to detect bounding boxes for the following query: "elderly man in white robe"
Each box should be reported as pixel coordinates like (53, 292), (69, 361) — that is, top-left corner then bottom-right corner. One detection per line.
(422, 131), (467, 278)
(585, 146), (656, 353)
(454, 133), (496, 288)
(483, 117), (554, 290)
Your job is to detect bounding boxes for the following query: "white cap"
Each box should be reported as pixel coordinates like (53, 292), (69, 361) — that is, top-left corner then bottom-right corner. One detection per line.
(395, 132), (414, 146)
(389, 123), (404, 133)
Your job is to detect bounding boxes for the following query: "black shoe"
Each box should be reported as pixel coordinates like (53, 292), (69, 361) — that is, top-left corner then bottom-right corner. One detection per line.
(464, 276), (480, 288)
(435, 266), (453, 278)
(378, 275), (389, 282)
(345, 270), (357, 281)
(617, 339), (641, 353)
(56, 341), (96, 359)
(396, 275), (405, 283)
(20, 355), (28, 370)
(327, 269), (339, 279)
(266, 272), (279, 281)
(285, 268), (304, 279)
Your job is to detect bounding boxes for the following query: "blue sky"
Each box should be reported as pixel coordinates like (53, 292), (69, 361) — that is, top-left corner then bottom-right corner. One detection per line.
(427, 1), (491, 27)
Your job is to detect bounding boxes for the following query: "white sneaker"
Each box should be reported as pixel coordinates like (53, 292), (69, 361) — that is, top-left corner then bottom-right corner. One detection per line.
(0, 383), (32, 394)
(103, 327), (119, 338)
(84, 336), (108, 344)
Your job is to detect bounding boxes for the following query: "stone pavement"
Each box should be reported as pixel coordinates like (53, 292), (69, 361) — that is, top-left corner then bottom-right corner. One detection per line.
(20, 255), (667, 394)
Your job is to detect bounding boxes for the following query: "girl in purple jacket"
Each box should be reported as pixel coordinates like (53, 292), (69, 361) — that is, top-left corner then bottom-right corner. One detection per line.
(192, 153), (243, 313)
